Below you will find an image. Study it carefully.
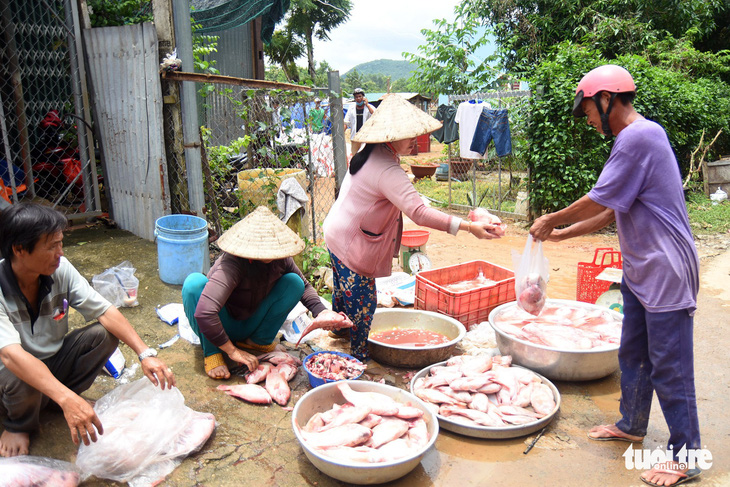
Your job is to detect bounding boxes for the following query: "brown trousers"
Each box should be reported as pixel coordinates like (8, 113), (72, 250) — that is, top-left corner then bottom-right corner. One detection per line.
(0, 323), (118, 433)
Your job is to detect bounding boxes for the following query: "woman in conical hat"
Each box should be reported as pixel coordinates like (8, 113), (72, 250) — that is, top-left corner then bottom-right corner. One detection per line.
(182, 206), (351, 379)
(323, 94), (502, 361)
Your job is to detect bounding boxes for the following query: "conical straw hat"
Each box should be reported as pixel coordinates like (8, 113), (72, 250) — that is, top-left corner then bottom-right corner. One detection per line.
(351, 93), (442, 143)
(216, 206), (305, 259)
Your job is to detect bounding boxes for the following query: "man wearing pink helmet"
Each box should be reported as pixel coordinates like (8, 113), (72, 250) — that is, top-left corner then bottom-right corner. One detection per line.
(530, 65), (701, 487)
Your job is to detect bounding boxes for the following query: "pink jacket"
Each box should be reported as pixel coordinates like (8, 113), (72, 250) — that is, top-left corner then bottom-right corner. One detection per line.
(324, 144), (460, 277)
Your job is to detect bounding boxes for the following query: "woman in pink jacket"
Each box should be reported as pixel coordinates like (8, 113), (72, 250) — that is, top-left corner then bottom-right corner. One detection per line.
(323, 94), (502, 361)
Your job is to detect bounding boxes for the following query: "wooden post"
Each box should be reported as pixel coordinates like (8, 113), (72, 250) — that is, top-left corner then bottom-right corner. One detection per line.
(153, 0), (189, 213)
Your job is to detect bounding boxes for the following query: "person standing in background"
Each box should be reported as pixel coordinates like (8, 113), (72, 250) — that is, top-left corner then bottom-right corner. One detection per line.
(344, 88), (375, 155)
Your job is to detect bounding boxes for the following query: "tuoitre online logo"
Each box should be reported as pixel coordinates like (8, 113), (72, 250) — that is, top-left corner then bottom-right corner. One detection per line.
(623, 445), (713, 470)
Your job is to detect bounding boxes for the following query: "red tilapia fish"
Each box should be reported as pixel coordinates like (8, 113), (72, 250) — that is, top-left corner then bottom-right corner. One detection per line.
(494, 304), (622, 350)
(295, 311), (354, 346)
(0, 456), (81, 487)
(516, 273), (547, 315)
(468, 208), (507, 237)
(296, 383), (430, 463)
(222, 351), (303, 407)
(412, 354), (557, 429)
(305, 352), (365, 381)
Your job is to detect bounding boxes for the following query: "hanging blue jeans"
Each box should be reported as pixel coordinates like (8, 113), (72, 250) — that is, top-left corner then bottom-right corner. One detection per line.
(469, 108), (512, 157)
(328, 250), (377, 361)
(615, 281), (701, 460)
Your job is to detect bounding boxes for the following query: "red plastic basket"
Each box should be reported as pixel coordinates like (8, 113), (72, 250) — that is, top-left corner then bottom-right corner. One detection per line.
(415, 260), (515, 330)
(576, 248), (623, 304)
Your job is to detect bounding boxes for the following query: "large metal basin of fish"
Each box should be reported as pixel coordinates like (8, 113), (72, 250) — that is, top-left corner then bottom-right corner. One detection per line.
(410, 361), (561, 439)
(368, 309), (466, 368)
(488, 299), (622, 381)
(292, 380), (439, 485)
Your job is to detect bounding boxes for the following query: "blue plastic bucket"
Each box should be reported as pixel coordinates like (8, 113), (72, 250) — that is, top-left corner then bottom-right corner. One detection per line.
(154, 215), (209, 285)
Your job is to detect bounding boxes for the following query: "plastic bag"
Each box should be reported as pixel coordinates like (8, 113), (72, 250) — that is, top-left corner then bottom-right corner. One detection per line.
(710, 187), (727, 205)
(76, 378), (216, 487)
(92, 261), (139, 308)
(512, 235), (549, 315)
(0, 455), (82, 486)
(468, 208), (506, 236)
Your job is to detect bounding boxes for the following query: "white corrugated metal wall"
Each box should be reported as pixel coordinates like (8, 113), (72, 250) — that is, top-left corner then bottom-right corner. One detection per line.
(83, 23), (171, 240)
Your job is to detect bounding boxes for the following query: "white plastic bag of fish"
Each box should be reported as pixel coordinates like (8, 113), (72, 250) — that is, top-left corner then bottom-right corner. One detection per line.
(0, 455), (82, 486)
(76, 378), (216, 487)
(512, 235), (549, 316)
(468, 208), (506, 236)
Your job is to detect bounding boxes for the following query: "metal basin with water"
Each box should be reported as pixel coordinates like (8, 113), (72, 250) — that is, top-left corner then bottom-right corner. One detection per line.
(368, 309), (466, 368)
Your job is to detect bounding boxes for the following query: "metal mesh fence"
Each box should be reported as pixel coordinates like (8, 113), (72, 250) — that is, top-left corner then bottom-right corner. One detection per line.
(0, 0), (101, 216)
(444, 91), (532, 218)
(164, 80), (337, 244)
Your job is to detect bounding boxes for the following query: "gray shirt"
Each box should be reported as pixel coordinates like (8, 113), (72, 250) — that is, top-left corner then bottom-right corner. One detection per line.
(0, 257), (111, 370)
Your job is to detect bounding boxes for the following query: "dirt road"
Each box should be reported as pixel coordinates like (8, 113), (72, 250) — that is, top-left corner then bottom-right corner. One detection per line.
(20, 217), (730, 486)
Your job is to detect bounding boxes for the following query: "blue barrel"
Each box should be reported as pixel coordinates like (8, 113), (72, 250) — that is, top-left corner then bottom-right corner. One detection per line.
(154, 215), (209, 285)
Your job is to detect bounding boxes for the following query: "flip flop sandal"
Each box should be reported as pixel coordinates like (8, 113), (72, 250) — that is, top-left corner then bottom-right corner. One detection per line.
(587, 425), (644, 442)
(640, 467), (701, 487)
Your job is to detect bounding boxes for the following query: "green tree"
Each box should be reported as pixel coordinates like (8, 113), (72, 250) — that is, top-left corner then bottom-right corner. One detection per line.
(264, 29), (305, 83)
(403, 4), (497, 98)
(87, 0), (152, 26)
(287, 0), (352, 80)
(461, 0), (728, 74)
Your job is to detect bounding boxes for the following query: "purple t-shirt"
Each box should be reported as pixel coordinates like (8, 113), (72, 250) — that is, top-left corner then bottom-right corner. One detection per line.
(588, 119), (699, 313)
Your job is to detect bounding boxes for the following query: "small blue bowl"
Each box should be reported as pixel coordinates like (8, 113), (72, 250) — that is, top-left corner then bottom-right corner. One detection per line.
(303, 351), (365, 388)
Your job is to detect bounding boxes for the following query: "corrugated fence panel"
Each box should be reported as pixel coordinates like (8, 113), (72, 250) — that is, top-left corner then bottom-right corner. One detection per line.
(84, 23), (170, 240)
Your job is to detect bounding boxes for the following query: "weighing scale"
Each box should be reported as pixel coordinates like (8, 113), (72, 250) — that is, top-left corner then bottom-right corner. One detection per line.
(400, 244), (431, 274)
(595, 267), (624, 314)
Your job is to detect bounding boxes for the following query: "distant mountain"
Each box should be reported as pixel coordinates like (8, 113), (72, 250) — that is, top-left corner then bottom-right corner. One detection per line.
(344, 59), (415, 80)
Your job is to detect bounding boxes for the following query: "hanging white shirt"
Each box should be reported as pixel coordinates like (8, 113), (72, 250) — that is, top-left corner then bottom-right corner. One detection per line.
(455, 100), (491, 159)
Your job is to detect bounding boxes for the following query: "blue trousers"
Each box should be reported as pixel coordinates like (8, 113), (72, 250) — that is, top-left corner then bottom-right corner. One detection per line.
(469, 108), (512, 157)
(615, 281), (701, 459)
(329, 250), (376, 361)
(182, 272), (304, 357)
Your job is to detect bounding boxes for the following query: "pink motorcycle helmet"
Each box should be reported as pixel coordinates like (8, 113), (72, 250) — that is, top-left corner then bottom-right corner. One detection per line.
(572, 65), (636, 117)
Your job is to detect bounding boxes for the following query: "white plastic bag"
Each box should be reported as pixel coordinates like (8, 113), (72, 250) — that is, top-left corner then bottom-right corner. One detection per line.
(511, 235), (549, 315)
(76, 378), (216, 487)
(0, 455), (82, 486)
(92, 261), (139, 308)
(710, 187), (727, 205)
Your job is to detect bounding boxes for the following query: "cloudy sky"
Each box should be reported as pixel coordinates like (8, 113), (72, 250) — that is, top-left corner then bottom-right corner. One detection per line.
(305, 0), (466, 74)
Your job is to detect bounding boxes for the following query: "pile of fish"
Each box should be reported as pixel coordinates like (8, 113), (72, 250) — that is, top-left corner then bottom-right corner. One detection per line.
(305, 352), (366, 381)
(0, 456), (81, 487)
(412, 354), (556, 428)
(218, 351), (301, 406)
(443, 269), (497, 293)
(494, 304), (621, 350)
(516, 273), (547, 315)
(469, 208), (507, 237)
(296, 382), (431, 463)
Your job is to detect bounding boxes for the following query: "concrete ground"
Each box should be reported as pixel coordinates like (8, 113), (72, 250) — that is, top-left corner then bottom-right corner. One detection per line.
(20, 217), (730, 487)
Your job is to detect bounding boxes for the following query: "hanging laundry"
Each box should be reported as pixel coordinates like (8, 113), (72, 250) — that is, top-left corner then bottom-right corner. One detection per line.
(432, 104), (459, 144)
(470, 108), (512, 157)
(455, 99), (490, 159)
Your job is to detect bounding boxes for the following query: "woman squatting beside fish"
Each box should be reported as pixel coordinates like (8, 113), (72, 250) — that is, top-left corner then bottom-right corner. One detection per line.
(182, 207), (353, 380)
(323, 94), (503, 361)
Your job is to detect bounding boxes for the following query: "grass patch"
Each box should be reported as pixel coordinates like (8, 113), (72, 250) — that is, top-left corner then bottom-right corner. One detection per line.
(415, 178), (519, 212)
(686, 191), (730, 234)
